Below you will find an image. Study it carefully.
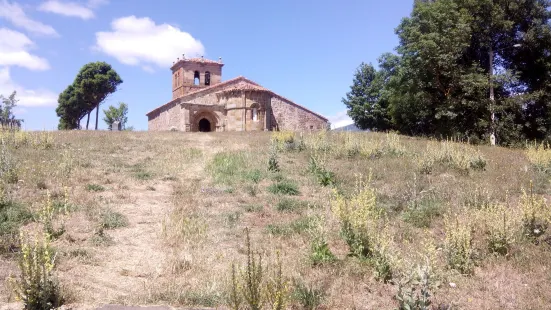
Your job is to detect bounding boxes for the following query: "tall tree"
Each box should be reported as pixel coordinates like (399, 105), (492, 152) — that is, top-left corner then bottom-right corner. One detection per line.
(56, 84), (87, 130)
(0, 91), (22, 128)
(103, 102), (128, 130)
(0, 91), (18, 121)
(344, 0), (551, 144)
(73, 62), (122, 130)
(341, 54), (398, 131)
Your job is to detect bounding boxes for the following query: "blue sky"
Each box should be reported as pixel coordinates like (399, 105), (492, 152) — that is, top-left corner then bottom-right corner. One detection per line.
(0, 0), (414, 130)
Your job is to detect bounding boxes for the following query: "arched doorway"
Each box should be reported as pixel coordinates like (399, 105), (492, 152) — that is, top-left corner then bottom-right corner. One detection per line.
(199, 118), (211, 132)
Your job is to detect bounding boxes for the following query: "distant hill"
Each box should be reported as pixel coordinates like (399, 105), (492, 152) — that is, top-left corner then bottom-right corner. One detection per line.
(332, 123), (369, 132)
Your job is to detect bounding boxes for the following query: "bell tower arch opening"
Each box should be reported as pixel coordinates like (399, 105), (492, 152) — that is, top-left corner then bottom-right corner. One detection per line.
(170, 56), (225, 98)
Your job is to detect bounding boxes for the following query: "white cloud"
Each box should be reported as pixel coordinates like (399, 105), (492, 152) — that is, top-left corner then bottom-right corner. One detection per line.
(327, 110), (354, 129)
(0, 28), (50, 71)
(0, 0), (58, 36)
(38, 1), (94, 20)
(0, 67), (58, 107)
(95, 16), (205, 70)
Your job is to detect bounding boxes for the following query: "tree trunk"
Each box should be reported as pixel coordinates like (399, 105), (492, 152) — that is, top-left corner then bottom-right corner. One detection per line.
(86, 112), (90, 130)
(95, 105), (99, 130)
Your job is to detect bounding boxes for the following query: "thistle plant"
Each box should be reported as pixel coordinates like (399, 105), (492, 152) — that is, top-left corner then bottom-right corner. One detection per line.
(478, 203), (519, 256)
(265, 251), (289, 310)
(444, 214), (474, 275)
(241, 228), (264, 310)
(12, 232), (64, 310)
(39, 191), (66, 239)
(228, 228), (290, 310)
(331, 172), (382, 258)
(520, 181), (550, 240)
(268, 142), (280, 172)
(395, 261), (433, 310)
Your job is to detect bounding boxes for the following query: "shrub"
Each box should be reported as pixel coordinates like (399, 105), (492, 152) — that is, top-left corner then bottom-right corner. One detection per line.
(395, 263), (433, 310)
(265, 251), (290, 310)
(372, 251), (393, 283)
(0, 142), (18, 184)
(39, 191), (66, 239)
(271, 131), (296, 151)
(245, 169), (263, 184)
(11, 232), (65, 310)
(242, 204), (263, 213)
(291, 280), (324, 310)
(275, 198), (308, 213)
(0, 199), (32, 253)
(86, 184), (105, 192)
(310, 239), (336, 266)
(89, 226), (114, 247)
(268, 144), (280, 173)
(463, 186), (492, 209)
(134, 171), (153, 180)
(526, 141), (551, 173)
(402, 199), (442, 228)
(443, 214), (474, 275)
(231, 228), (264, 310)
(308, 154), (336, 187)
(418, 140), (487, 174)
(519, 181), (550, 241)
(268, 180), (299, 196)
(246, 184), (259, 197)
(331, 173), (382, 258)
(307, 216), (336, 266)
(100, 209), (129, 229)
(266, 216), (316, 236)
(478, 204), (519, 256)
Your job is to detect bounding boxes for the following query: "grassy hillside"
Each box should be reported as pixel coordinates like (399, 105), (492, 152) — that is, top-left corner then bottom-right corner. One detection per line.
(0, 130), (550, 309)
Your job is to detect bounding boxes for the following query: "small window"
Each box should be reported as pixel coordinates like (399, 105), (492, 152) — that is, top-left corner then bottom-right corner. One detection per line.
(194, 71), (200, 85)
(310, 125), (314, 130)
(252, 108), (258, 121)
(205, 71), (211, 86)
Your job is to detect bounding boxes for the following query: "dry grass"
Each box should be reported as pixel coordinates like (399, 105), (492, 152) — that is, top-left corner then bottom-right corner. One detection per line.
(0, 130), (550, 309)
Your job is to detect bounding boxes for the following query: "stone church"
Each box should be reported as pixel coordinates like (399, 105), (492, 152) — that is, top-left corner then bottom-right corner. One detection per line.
(146, 56), (328, 132)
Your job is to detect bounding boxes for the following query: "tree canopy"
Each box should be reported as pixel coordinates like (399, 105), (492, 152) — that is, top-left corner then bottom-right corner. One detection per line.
(56, 62), (122, 130)
(0, 91), (23, 128)
(103, 102), (128, 130)
(343, 0), (551, 145)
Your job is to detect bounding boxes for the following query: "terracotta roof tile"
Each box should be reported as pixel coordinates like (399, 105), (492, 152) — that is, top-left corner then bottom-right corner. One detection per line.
(216, 80), (329, 121)
(217, 83), (271, 93)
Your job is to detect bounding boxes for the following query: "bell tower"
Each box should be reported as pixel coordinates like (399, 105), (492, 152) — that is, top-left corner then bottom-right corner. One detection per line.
(171, 55), (224, 99)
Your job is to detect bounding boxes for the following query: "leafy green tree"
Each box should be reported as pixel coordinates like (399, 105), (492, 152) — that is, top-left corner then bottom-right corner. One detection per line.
(74, 62), (123, 130)
(56, 84), (87, 130)
(389, 0), (492, 139)
(57, 62), (123, 130)
(103, 102), (128, 130)
(342, 56), (396, 131)
(345, 0), (551, 144)
(0, 91), (18, 122)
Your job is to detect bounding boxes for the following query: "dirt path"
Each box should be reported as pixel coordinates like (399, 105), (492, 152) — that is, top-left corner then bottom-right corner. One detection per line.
(63, 133), (222, 308)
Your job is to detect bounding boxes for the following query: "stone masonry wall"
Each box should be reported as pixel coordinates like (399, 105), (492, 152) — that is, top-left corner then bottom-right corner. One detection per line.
(172, 62), (222, 99)
(149, 79), (328, 132)
(147, 100), (182, 131)
(270, 97), (328, 131)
